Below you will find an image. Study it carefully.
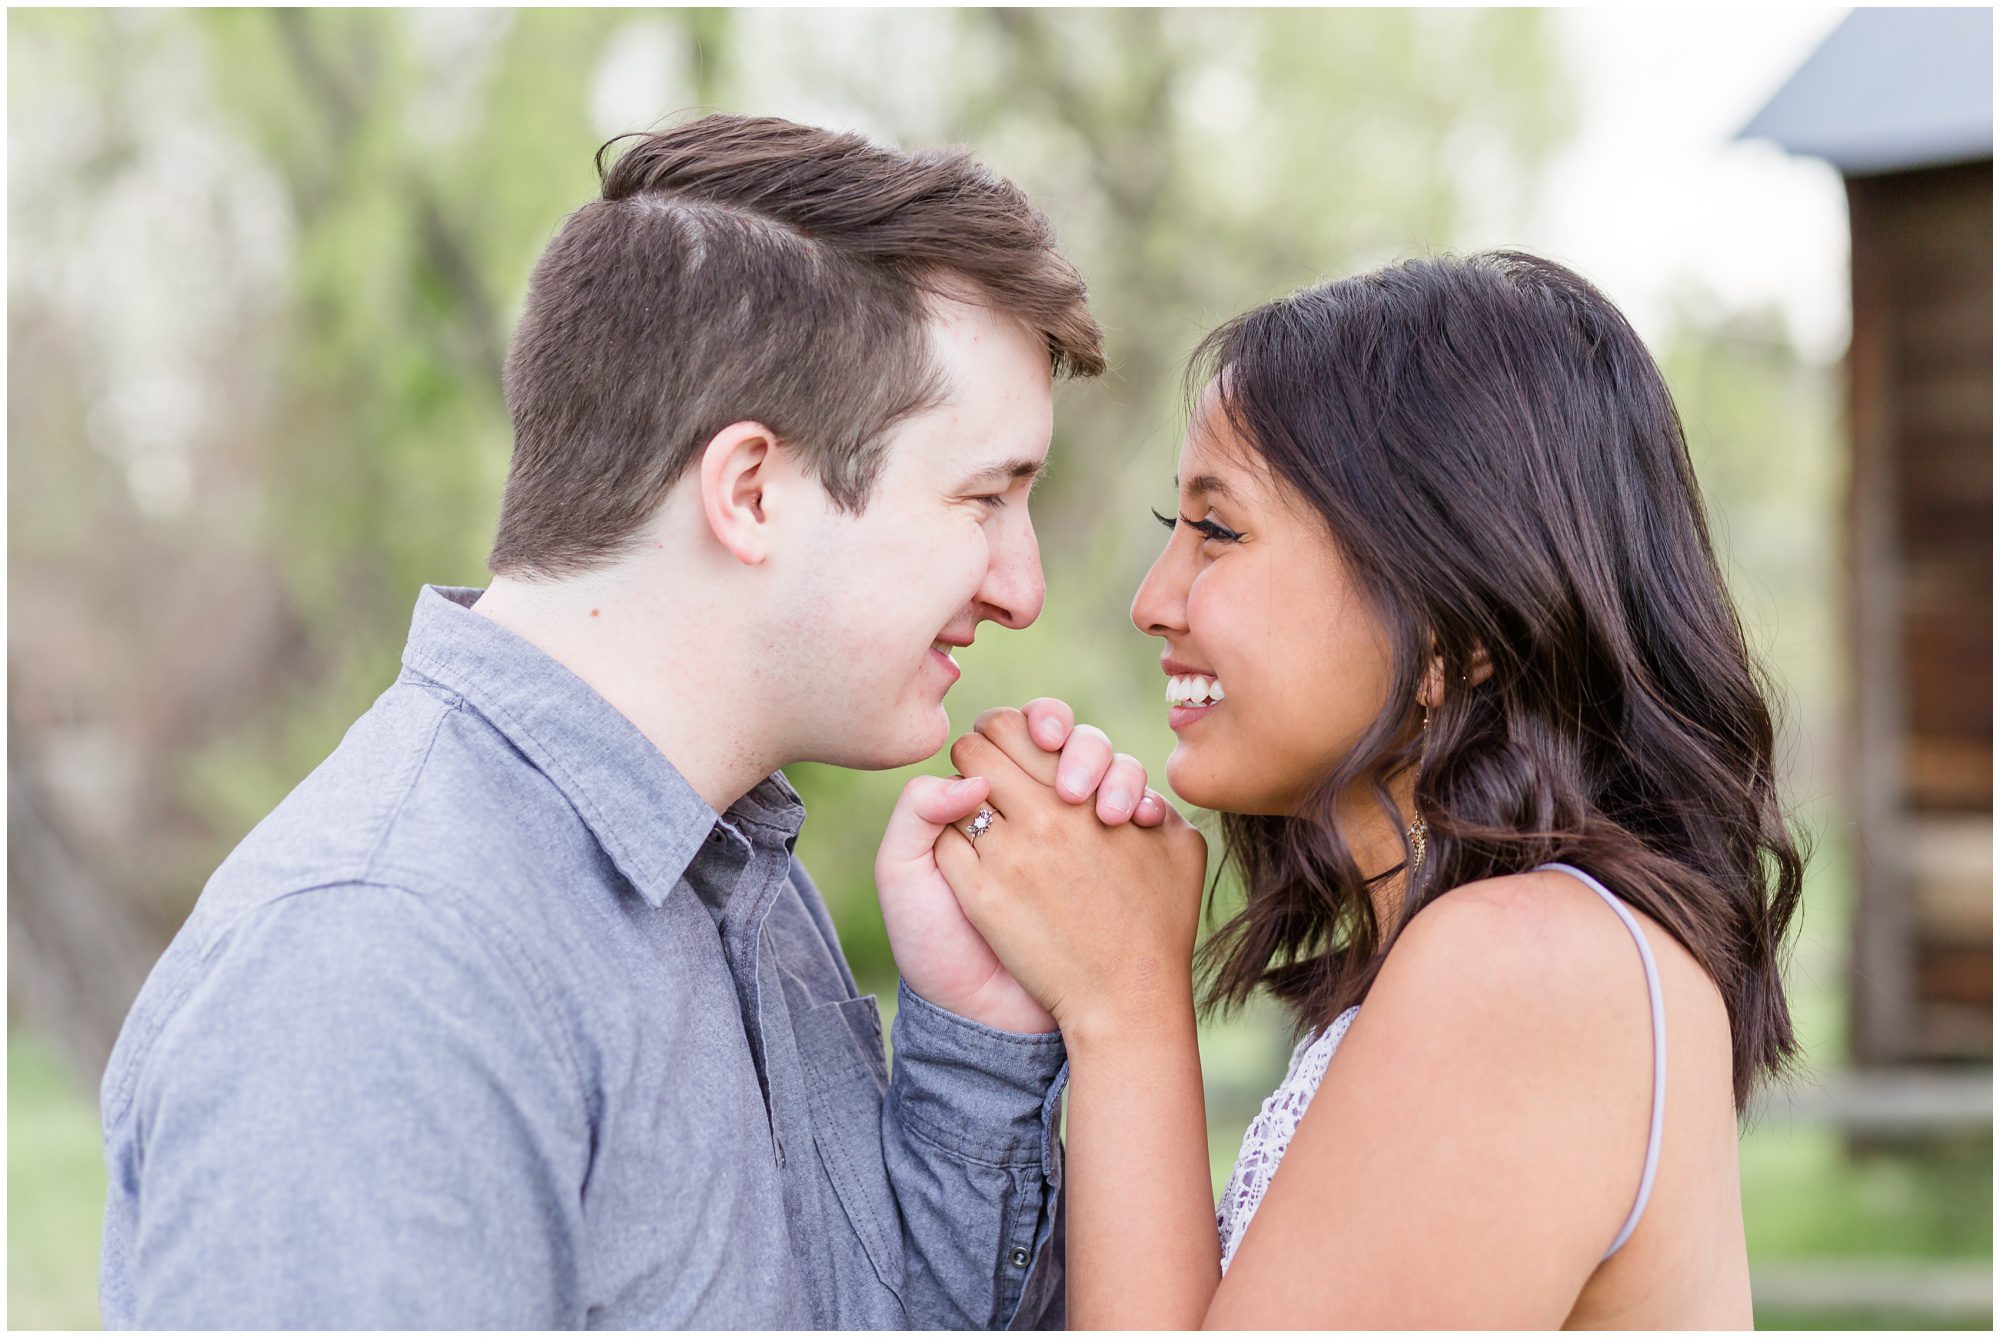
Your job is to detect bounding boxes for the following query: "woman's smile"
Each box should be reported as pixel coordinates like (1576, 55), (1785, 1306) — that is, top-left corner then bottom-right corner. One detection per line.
(1164, 664), (1226, 731)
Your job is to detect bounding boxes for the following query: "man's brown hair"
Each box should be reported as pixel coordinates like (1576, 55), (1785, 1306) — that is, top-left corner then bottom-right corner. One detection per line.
(489, 114), (1105, 577)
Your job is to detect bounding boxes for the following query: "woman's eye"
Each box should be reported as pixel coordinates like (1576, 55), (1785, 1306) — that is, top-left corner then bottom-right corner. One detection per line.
(1149, 506), (1241, 543)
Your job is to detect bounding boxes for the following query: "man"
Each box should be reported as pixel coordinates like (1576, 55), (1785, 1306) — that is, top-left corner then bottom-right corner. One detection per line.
(98, 114), (1163, 1329)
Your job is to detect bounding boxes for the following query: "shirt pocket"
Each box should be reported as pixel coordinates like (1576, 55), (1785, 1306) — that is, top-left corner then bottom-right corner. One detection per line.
(793, 994), (907, 1302)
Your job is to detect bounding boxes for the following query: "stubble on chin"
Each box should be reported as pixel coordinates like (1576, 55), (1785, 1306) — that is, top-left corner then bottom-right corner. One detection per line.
(814, 700), (953, 773)
(905, 700), (955, 768)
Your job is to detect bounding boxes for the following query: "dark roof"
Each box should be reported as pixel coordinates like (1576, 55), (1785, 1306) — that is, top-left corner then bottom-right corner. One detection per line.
(1741, 8), (1992, 175)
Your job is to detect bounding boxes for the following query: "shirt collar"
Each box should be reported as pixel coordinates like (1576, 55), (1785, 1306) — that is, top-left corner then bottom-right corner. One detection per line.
(398, 585), (805, 908)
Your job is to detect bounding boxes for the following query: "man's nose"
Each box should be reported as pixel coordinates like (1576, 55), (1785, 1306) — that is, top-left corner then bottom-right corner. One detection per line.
(977, 517), (1045, 630)
(1130, 541), (1188, 638)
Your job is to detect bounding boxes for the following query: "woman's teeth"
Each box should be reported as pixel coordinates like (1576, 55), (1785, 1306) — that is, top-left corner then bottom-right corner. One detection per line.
(1165, 674), (1224, 707)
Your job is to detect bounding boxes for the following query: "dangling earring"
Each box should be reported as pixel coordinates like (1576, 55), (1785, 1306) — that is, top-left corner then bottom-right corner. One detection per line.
(1406, 698), (1430, 874)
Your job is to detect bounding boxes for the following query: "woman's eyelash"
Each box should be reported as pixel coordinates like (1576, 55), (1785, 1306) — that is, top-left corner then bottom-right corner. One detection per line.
(1149, 506), (1241, 543)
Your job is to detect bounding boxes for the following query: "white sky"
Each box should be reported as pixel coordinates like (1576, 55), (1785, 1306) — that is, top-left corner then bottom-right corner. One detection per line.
(1533, 8), (1855, 361)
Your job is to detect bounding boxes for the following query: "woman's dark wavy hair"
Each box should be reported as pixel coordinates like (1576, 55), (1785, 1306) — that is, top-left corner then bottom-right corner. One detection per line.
(1192, 251), (1805, 1113)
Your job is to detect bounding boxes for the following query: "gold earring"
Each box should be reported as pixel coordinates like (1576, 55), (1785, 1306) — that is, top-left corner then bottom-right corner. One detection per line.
(1407, 698), (1430, 873)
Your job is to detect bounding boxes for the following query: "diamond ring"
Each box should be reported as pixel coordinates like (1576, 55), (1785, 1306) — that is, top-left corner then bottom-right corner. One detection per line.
(964, 806), (996, 841)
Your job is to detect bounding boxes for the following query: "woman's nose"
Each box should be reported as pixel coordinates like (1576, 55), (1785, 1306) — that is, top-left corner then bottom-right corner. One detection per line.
(1130, 542), (1187, 638)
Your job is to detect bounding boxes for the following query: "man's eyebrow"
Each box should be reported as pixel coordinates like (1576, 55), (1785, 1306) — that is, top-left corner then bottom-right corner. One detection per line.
(1174, 472), (1239, 503)
(958, 458), (1048, 490)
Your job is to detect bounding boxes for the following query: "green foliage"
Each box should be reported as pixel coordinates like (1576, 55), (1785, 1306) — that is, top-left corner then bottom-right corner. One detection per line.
(175, 10), (628, 863)
(8, 1032), (108, 1330)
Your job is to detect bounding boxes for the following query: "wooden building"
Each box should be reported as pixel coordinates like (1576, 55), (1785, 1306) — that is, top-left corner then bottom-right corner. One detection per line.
(1745, 9), (1993, 1065)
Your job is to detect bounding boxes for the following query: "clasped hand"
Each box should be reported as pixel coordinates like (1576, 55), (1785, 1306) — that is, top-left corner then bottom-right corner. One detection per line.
(878, 700), (1207, 1040)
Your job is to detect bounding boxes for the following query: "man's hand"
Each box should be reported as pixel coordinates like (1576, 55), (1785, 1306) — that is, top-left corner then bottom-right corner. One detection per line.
(936, 712), (1208, 1040)
(875, 699), (1165, 1033)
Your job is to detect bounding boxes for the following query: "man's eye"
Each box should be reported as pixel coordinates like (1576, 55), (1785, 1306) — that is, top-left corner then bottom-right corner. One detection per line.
(975, 494), (1007, 510)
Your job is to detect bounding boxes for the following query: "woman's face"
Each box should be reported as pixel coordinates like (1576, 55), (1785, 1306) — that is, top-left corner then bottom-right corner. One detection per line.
(1130, 384), (1397, 817)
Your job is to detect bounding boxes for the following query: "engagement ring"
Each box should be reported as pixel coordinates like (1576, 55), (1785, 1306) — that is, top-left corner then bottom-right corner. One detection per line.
(965, 806), (996, 841)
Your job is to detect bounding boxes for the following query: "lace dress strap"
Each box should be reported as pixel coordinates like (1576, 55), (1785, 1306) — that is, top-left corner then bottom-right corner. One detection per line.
(1214, 1005), (1360, 1271)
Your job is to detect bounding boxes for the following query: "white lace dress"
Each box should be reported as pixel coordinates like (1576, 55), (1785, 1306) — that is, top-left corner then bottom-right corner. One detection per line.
(1214, 1005), (1361, 1272)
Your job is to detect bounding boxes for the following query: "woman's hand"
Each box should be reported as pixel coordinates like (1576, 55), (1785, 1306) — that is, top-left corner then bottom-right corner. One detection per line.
(874, 699), (1166, 1033)
(943, 710), (1221, 1330)
(1014, 697), (1170, 827)
(936, 708), (1208, 1042)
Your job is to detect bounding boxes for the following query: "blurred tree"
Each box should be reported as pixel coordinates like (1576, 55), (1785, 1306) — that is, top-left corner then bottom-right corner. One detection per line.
(11, 8), (311, 1078)
(10, 8), (1577, 1074)
(1656, 297), (1842, 808)
(10, 8), (635, 1076)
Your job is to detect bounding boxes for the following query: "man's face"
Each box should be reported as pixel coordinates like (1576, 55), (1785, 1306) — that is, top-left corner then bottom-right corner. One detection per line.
(776, 296), (1054, 770)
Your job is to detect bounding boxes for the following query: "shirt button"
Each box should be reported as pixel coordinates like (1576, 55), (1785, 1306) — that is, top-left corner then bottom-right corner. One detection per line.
(1009, 1246), (1031, 1268)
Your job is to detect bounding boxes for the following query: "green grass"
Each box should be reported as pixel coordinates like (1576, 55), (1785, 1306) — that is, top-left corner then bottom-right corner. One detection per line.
(9, 1031), (108, 1329)
(1757, 1305), (1990, 1331)
(1742, 1126), (1991, 1261)
(1740, 1129), (1992, 1328)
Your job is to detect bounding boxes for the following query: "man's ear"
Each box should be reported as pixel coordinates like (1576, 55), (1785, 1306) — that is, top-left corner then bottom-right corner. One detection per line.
(697, 421), (785, 566)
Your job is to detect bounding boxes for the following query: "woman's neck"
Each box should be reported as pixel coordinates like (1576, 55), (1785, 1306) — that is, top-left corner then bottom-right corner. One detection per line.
(1328, 770), (1419, 928)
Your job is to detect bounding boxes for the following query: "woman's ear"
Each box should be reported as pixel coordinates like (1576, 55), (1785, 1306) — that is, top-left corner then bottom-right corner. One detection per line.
(1467, 642), (1495, 689)
(1420, 660), (1447, 711)
(1421, 642), (1495, 708)
(697, 421), (781, 565)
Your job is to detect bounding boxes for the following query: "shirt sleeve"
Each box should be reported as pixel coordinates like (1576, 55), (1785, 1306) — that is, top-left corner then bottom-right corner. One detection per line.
(881, 978), (1070, 1330)
(121, 882), (590, 1329)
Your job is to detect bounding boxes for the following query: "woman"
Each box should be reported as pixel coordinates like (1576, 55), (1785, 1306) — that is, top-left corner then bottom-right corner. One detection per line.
(928, 252), (1803, 1327)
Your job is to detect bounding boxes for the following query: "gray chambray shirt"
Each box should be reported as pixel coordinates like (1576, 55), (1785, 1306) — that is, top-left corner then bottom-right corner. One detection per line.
(99, 585), (1068, 1329)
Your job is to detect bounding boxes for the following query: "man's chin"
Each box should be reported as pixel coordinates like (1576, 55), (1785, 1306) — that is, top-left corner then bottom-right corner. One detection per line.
(894, 702), (955, 767)
(808, 702), (953, 773)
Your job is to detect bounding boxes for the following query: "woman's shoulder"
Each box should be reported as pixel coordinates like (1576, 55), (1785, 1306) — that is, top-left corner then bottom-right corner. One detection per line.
(1370, 867), (1674, 1065)
(1233, 867), (1700, 1306)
